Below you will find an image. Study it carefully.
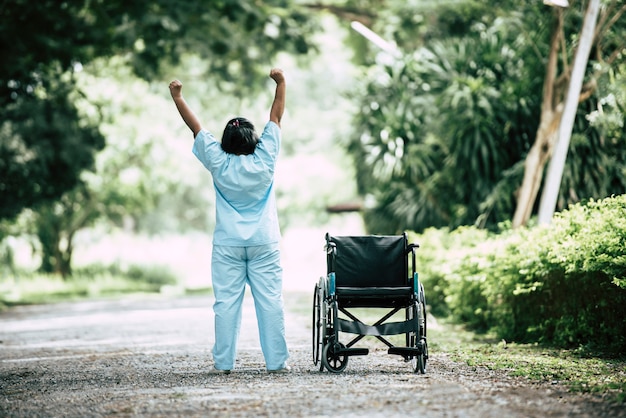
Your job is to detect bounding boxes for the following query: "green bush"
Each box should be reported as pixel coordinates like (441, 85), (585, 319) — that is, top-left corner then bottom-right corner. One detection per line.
(1, 263), (179, 308)
(73, 262), (177, 287)
(410, 226), (495, 323)
(412, 195), (626, 352)
(488, 196), (626, 352)
(124, 264), (177, 286)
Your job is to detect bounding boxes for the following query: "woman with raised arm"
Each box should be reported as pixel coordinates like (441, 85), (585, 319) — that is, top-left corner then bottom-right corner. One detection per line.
(169, 68), (289, 374)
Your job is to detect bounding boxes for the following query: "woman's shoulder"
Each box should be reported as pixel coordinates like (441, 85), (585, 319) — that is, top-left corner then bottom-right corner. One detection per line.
(195, 128), (217, 142)
(192, 129), (227, 167)
(254, 122), (280, 160)
(260, 121), (280, 140)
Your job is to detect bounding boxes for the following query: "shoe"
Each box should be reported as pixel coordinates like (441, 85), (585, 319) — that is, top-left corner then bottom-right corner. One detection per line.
(213, 366), (231, 375)
(267, 365), (291, 374)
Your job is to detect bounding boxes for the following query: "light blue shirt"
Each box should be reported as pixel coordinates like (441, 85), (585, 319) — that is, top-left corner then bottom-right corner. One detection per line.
(192, 121), (281, 246)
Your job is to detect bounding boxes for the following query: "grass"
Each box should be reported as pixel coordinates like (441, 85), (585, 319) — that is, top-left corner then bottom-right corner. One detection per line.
(291, 292), (626, 404)
(1, 274), (155, 305)
(434, 320), (626, 404)
(0, 265), (212, 310)
(459, 345), (623, 403)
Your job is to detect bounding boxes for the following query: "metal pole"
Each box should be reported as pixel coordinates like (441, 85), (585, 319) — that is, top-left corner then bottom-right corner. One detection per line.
(350, 21), (400, 57)
(537, 0), (601, 224)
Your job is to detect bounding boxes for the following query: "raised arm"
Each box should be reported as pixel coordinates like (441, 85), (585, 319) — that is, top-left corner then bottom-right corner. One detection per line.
(169, 79), (202, 138)
(269, 68), (286, 127)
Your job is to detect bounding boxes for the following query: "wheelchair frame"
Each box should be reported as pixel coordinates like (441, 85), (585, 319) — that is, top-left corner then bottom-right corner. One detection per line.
(312, 233), (428, 373)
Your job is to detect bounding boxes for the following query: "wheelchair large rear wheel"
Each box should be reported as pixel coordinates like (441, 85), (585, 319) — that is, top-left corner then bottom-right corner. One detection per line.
(409, 300), (427, 374)
(418, 283), (428, 371)
(322, 342), (348, 373)
(312, 282), (323, 366)
(420, 282), (428, 342)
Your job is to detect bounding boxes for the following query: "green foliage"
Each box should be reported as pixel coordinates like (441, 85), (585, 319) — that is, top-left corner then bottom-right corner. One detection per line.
(0, 72), (105, 221)
(122, 264), (177, 287)
(410, 226), (496, 327)
(75, 262), (176, 288)
(0, 0), (316, 92)
(33, 185), (100, 277)
(417, 195), (626, 352)
(7, 60), (206, 277)
(490, 196), (626, 352)
(74, 60), (212, 234)
(0, 0), (317, 222)
(347, 0), (626, 233)
(350, 10), (542, 233)
(379, 0), (501, 46)
(559, 74), (626, 212)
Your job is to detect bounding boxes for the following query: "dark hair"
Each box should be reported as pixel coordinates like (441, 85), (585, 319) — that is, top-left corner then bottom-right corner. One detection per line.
(221, 117), (259, 155)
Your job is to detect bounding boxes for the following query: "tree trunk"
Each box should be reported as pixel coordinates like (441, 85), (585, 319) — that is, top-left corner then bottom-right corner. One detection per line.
(37, 215), (60, 275)
(537, 0), (601, 224)
(512, 8), (564, 228)
(512, 0), (610, 227)
(512, 110), (561, 227)
(36, 204), (76, 279)
(38, 222), (74, 279)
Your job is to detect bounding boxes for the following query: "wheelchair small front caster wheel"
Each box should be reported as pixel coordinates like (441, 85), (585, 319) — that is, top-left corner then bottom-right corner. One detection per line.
(412, 340), (427, 374)
(321, 342), (348, 373)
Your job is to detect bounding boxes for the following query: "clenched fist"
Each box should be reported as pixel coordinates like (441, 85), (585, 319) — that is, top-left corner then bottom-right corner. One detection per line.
(169, 79), (183, 99)
(269, 68), (285, 85)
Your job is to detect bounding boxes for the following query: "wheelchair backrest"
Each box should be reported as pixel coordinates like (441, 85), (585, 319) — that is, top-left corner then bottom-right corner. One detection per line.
(327, 234), (408, 288)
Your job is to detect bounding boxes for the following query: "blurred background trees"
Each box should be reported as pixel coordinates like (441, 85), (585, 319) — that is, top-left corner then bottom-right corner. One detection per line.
(1, 0), (315, 220)
(1, 0), (625, 278)
(0, 0), (317, 275)
(342, 0), (625, 233)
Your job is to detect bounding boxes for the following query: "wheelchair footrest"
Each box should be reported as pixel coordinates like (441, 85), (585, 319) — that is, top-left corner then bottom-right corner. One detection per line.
(388, 347), (423, 357)
(337, 347), (369, 357)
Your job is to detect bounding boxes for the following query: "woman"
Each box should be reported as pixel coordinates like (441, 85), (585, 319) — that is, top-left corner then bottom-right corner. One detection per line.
(169, 68), (289, 373)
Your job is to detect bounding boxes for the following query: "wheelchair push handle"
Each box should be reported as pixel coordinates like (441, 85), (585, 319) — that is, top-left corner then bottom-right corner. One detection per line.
(407, 243), (420, 251)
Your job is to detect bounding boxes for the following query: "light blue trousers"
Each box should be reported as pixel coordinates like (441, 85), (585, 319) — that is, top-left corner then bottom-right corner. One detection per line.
(211, 243), (289, 371)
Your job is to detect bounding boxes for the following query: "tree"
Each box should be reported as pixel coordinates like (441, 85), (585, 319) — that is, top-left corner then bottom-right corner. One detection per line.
(0, 71), (105, 221)
(0, 0), (317, 222)
(340, 0), (626, 233)
(349, 16), (538, 233)
(26, 58), (226, 277)
(513, 0), (626, 226)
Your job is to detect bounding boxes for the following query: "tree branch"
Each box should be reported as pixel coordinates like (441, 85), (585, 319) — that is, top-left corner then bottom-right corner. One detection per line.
(544, 10), (565, 111)
(304, 3), (376, 26)
(578, 78), (597, 103)
(594, 2), (626, 55)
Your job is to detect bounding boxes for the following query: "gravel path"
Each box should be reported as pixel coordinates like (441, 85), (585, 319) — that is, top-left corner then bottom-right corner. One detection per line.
(0, 293), (620, 417)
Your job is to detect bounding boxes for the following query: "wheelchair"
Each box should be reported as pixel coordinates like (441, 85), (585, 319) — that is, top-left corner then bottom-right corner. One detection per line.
(312, 233), (428, 374)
